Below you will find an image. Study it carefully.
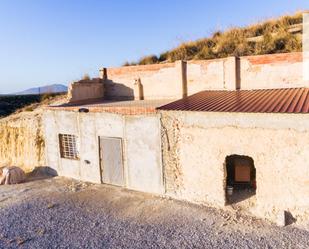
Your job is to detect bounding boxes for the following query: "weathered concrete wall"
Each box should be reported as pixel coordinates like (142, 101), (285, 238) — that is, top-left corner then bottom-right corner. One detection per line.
(160, 111), (309, 220)
(104, 62), (185, 100)
(43, 110), (163, 194)
(187, 57), (237, 94)
(304, 13), (309, 81)
(186, 53), (304, 94)
(125, 115), (163, 193)
(43, 111), (81, 179)
(240, 53), (304, 89)
(0, 112), (45, 171)
(102, 52), (305, 100)
(67, 79), (104, 103)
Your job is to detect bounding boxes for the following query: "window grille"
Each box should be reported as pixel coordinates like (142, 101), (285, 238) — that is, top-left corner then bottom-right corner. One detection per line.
(59, 134), (79, 160)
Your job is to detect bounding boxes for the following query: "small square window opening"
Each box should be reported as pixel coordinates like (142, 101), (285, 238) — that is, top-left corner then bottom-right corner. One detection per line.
(59, 134), (79, 160)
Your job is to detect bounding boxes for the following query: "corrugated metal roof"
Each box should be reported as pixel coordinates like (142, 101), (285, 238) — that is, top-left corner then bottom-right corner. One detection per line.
(157, 88), (309, 113)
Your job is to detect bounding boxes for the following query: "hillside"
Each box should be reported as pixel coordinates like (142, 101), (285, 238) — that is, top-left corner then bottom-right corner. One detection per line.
(0, 93), (66, 118)
(126, 12), (303, 66)
(0, 92), (67, 171)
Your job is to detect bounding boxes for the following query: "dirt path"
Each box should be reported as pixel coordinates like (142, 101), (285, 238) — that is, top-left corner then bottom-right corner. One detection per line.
(0, 177), (308, 249)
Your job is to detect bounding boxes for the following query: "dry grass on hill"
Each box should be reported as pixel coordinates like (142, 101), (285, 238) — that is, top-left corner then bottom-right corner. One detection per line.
(126, 12), (303, 66)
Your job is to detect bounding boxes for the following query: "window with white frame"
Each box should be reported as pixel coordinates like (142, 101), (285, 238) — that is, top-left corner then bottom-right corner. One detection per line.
(59, 134), (79, 160)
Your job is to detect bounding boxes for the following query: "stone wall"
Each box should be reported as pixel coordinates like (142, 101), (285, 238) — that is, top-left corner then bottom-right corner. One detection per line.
(160, 110), (309, 220)
(0, 112), (45, 171)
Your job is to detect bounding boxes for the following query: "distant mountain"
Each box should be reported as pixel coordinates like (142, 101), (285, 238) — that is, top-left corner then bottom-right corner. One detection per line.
(14, 84), (67, 95)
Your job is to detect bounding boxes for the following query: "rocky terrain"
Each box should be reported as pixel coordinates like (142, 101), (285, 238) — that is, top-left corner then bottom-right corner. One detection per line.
(0, 177), (308, 249)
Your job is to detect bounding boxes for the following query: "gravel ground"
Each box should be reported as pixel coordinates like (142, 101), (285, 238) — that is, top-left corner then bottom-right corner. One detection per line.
(0, 177), (308, 249)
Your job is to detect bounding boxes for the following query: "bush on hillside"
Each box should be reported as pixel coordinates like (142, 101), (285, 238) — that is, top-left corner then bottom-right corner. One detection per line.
(0, 93), (65, 118)
(124, 12), (303, 66)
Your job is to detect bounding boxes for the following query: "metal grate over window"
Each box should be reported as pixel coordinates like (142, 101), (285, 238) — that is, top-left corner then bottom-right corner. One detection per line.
(59, 134), (79, 160)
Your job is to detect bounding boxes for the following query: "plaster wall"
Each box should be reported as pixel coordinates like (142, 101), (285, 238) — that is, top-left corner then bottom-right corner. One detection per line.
(43, 111), (81, 180)
(186, 59), (224, 93)
(103, 52), (305, 100)
(125, 116), (163, 193)
(43, 110), (163, 194)
(105, 62), (184, 100)
(186, 57), (237, 94)
(186, 53), (304, 94)
(239, 53), (305, 89)
(160, 111), (309, 219)
(304, 13), (309, 81)
(67, 81), (104, 103)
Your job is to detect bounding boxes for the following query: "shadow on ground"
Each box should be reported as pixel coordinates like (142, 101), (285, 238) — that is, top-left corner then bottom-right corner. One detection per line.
(25, 166), (58, 182)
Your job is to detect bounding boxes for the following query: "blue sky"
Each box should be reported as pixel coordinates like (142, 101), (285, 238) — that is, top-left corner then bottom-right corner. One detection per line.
(0, 1), (308, 93)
